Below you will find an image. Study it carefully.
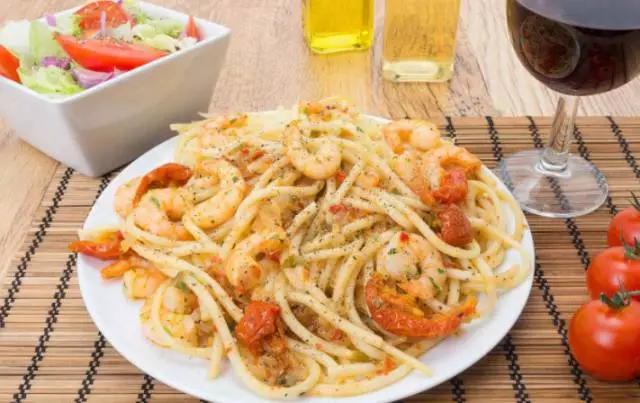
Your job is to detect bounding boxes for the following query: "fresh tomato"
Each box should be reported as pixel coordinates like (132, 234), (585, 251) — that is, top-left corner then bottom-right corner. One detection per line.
(586, 242), (640, 301)
(75, 0), (131, 32)
(55, 35), (168, 72)
(0, 45), (20, 83)
(236, 301), (281, 349)
(68, 230), (124, 260)
(607, 193), (640, 247)
(568, 291), (640, 381)
(185, 16), (202, 41)
(438, 204), (473, 247)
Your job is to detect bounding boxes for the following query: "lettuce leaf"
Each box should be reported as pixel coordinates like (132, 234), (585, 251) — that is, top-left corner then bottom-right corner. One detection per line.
(29, 20), (65, 60)
(18, 66), (83, 96)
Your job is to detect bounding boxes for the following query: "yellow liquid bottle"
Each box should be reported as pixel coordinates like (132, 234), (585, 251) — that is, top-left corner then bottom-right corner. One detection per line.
(383, 0), (461, 82)
(303, 0), (374, 54)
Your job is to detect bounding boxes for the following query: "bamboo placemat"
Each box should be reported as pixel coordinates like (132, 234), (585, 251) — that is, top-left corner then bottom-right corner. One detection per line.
(2, 116), (640, 403)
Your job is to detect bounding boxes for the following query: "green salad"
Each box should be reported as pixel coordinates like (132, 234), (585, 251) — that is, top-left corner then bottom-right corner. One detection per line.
(0, 0), (202, 96)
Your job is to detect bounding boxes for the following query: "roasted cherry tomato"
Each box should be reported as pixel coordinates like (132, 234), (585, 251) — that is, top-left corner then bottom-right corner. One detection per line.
(438, 204), (473, 247)
(365, 273), (476, 338)
(586, 241), (640, 302)
(55, 35), (168, 72)
(0, 45), (20, 83)
(608, 193), (640, 247)
(68, 230), (124, 260)
(185, 16), (202, 41)
(568, 291), (640, 381)
(74, 0), (131, 32)
(236, 301), (281, 349)
(432, 167), (468, 205)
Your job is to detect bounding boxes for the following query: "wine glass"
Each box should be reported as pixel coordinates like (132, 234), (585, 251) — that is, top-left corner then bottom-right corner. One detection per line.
(502, 0), (640, 218)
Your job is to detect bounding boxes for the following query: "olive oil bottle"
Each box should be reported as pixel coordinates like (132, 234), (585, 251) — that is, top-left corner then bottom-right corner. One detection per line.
(303, 0), (374, 54)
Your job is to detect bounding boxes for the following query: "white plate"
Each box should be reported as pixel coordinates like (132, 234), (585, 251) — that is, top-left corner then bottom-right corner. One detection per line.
(78, 115), (535, 403)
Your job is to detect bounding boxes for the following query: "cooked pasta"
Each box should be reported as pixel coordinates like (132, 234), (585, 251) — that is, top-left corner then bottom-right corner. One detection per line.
(69, 98), (530, 399)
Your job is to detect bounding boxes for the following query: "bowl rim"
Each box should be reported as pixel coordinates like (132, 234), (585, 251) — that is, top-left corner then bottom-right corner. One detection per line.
(1, 1), (231, 105)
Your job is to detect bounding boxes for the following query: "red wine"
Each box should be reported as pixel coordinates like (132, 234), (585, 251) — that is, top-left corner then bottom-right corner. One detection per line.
(507, 0), (640, 95)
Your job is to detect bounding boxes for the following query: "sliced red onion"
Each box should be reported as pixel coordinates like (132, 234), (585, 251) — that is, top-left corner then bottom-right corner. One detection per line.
(116, 0), (123, 4)
(45, 13), (56, 27)
(99, 10), (107, 37)
(71, 67), (122, 89)
(41, 56), (70, 69)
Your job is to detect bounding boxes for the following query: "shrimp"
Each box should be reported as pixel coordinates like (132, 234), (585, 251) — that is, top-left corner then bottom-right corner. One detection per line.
(101, 251), (155, 279)
(186, 159), (246, 229)
(383, 119), (441, 154)
(365, 273), (477, 339)
(283, 122), (342, 180)
(422, 143), (481, 204)
(162, 280), (198, 314)
(115, 178), (142, 219)
(225, 228), (288, 293)
(390, 151), (434, 205)
(300, 98), (355, 122)
(123, 267), (168, 299)
(204, 113), (249, 130)
(139, 298), (200, 346)
(133, 188), (192, 241)
(355, 168), (382, 189)
(133, 163), (193, 206)
(376, 232), (446, 301)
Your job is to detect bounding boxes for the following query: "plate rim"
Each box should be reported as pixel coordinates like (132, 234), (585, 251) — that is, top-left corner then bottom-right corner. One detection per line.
(77, 113), (535, 403)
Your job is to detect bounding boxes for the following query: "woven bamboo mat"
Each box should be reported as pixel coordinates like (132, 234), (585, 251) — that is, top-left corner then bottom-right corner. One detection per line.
(2, 116), (640, 403)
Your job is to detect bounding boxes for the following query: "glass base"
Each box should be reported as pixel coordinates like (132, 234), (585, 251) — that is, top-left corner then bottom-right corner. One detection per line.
(382, 59), (453, 82)
(497, 150), (608, 218)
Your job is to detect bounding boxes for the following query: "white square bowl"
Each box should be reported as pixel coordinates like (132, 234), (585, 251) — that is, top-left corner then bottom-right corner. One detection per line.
(0, 2), (230, 177)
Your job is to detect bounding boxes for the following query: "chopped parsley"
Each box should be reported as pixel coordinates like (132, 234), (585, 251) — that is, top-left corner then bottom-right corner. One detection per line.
(438, 268), (445, 274)
(428, 276), (441, 293)
(149, 196), (161, 209)
(175, 281), (187, 292)
(388, 248), (397, 255)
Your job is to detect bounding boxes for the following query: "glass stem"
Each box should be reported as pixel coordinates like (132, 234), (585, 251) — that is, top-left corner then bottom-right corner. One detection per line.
(540, 96), (580, 172)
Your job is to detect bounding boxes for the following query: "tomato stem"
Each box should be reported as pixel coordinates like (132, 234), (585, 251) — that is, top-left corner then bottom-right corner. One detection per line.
(621, 235), (640, 260)
(600, 290), (640, 310)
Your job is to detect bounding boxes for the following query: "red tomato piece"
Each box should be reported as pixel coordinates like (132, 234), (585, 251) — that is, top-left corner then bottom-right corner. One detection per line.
(68, 231), (124, 260)
(432, 167), (468, 205)
(438, 204), (473, 247)
(185, 16), (202, 41)
(607, 193), (640, 247)
(236, 301), (281, 349)
(75, 0), (131, 32)
(568, 293), (640, 381)
(0, 45), (20, 83)
(55, 35), (168, 72)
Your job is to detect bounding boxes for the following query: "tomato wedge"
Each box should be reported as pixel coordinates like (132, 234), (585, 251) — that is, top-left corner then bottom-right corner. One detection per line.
(0, 45), (20, 83)
(75, 0), (131, 31)
(55, 35), (168, 72)
(185, 16), (202, 41)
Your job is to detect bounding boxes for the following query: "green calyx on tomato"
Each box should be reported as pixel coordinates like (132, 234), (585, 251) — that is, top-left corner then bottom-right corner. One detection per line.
(599, 288), (640, 310)
(622, 236), (640, 260)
